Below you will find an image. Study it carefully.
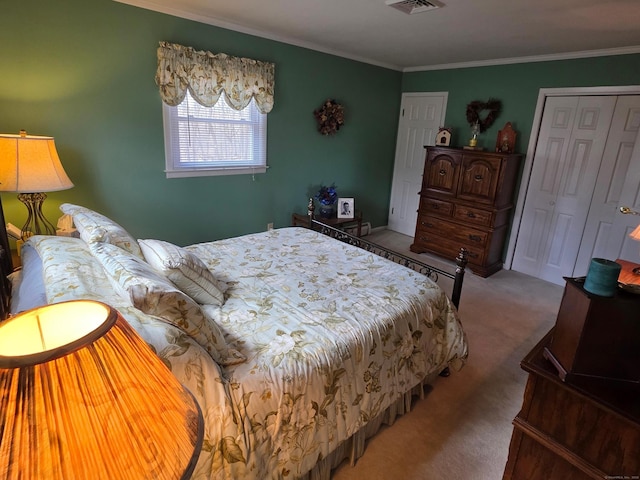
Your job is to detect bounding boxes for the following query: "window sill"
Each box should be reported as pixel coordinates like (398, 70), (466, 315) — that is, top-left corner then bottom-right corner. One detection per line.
(165, 166), (268, 179)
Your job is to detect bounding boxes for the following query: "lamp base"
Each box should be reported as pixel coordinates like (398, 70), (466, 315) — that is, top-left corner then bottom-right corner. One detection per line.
(17, 192), (56, 240)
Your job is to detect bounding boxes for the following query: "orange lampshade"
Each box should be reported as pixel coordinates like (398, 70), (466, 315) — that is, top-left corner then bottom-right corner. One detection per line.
(630, 223), (640, 241)
(0, 300), (203, 479)
(0, 130), (74, 239)
(0, 131), (73, 193)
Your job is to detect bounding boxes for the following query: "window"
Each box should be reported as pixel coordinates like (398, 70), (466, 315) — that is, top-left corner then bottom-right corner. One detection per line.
(155, 42), (274, 179)
(163, 91), (267, 178)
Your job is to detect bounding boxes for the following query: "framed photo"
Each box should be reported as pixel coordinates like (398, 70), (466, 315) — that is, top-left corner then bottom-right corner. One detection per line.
(337, 198), (355, 219)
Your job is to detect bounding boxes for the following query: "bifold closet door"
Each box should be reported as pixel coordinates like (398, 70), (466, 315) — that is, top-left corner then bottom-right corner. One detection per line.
(574, 95), (640, 274)
(512, 96), (616, 284)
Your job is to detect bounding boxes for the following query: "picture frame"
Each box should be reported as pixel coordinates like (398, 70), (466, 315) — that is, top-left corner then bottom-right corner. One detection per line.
(337, 198), (355, 219)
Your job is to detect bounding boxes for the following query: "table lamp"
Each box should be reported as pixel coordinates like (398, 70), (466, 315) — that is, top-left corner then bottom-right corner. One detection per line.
(620, 206), (640, 274)
(0, 300), (204, 479)
(0, 130), (74, 240)
(629, 223), (640, 275)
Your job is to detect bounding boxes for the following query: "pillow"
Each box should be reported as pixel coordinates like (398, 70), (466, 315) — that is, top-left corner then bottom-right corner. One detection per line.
(9, 243), (48, 314)
(90, 242), (245, 366)
(139, 239), (226, 306)
(60, 203), (143, 259)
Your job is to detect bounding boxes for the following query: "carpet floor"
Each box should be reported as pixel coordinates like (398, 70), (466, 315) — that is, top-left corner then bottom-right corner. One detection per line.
(331, 229), (564, 479)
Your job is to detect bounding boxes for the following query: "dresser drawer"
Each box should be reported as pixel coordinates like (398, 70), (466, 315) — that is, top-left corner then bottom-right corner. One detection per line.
(412, 232), (485, 265)
(453, 204), (493, 227)
(419, 196), (453, 217)
(416, 216), (489, 247)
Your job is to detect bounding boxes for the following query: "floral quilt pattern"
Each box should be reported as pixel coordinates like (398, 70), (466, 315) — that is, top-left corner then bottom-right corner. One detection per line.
(27, 228), (467, 480)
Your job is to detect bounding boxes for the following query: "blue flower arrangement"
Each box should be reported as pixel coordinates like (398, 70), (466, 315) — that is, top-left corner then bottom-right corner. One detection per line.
(315, 183), (338, 205)
(314, 184), (338, 218)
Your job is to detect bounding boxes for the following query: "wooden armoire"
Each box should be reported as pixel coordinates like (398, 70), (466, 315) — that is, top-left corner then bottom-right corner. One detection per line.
(410, 146), (522, 277)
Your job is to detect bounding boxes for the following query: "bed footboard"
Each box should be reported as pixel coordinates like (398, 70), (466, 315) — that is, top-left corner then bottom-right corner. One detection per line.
(306, 216), (467, 309)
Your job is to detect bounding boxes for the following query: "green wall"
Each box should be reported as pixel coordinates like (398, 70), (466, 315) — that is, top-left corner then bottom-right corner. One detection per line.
(0, 0), (402, 245)
(1, 0), (639, 248)
(403, 55), (640, 154)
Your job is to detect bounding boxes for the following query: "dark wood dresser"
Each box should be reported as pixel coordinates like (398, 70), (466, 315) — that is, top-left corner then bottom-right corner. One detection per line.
(410, 146), (522, 277)
(503, 281), (640, 479)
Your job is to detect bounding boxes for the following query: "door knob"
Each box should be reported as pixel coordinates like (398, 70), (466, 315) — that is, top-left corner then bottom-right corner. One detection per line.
(620, 206), (640, 215)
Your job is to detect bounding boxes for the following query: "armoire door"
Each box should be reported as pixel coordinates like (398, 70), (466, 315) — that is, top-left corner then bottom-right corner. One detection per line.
(388, 92), (446, 237)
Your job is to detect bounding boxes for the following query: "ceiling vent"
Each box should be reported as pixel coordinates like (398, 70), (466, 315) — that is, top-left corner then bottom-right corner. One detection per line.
(385, 0), (443, 15)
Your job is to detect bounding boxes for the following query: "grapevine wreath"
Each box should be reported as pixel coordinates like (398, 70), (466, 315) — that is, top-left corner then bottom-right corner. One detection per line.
(466, 99), (502, 132)
(314, 99), (345, 135)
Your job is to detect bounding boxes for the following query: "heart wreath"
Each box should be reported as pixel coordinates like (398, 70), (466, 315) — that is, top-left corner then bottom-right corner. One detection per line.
(466, 99), (502, 133)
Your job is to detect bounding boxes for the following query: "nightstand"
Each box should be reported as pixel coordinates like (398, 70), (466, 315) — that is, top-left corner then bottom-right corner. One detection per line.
(291, 211), (363, 237)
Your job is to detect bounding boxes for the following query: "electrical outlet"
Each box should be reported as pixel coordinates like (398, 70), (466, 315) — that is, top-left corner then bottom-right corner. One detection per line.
(267, 222), (274, 231)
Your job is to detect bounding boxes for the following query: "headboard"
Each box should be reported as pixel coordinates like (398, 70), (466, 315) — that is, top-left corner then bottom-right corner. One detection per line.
(0, 197), (13, 320)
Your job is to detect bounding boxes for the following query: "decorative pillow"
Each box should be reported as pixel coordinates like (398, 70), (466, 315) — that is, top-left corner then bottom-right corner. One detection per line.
(60, 203), (143, 259)
(90, 242), (245, 366)
(139, 239), (226, 306)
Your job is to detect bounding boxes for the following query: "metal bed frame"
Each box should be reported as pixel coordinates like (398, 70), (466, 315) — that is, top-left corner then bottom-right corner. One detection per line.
(301, 198), (468, 310)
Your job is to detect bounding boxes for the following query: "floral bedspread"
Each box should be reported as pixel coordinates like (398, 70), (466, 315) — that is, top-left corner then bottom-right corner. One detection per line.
(27, 228), (467, 479)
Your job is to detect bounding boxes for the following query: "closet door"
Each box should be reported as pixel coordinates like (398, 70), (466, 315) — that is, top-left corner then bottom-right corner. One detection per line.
(574, 96), (640, 274)
(512, 96), (616, 284)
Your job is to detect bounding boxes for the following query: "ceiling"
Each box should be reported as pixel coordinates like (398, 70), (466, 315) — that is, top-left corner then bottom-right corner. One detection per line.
(117, 0), (640, 71)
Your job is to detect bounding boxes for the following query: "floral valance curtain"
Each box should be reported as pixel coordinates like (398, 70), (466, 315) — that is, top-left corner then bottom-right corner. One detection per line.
(155, 41), (275, 114)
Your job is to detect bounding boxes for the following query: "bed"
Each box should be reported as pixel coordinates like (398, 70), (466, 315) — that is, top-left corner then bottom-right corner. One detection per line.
(0, 203), (468, 480)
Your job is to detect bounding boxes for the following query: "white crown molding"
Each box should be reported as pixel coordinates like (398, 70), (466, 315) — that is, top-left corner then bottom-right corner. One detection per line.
(113, 0), (403, 71)
(114, 1), (640, 72)
(403, 46), (640, 72)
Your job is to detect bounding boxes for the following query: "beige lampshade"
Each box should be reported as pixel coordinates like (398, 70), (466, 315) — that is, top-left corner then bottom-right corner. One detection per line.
(0, 131), (73, 193)
(630, 223), (640, 241)
(0, 300), (203, 480)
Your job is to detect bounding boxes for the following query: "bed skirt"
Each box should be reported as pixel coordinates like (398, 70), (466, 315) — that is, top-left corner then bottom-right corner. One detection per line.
(301, 371), (439, 480)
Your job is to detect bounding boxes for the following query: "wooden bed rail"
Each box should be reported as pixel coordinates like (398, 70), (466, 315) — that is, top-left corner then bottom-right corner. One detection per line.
(305, 216), (468, 310)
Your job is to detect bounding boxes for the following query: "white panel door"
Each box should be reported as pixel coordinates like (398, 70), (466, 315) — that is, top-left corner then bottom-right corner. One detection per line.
(388, 92), (446, 236)
(574, 96), (640, 274)
(512, 96), (616, 284)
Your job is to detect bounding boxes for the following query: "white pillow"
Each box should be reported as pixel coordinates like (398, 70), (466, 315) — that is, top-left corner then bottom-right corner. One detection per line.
(60, 203), (143, 259)
(90, 242), (245, 366)
(138, 239), (225, 306)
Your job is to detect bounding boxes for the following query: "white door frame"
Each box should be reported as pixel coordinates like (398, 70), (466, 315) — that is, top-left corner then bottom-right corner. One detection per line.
(387, 91), (448, 236)
(505, 84), (640, 269)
